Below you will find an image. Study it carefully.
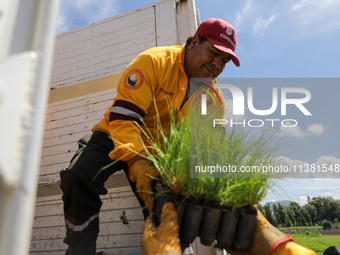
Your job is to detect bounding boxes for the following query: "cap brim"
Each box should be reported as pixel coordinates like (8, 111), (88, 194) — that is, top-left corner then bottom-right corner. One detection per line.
(208, 38), (240, 67)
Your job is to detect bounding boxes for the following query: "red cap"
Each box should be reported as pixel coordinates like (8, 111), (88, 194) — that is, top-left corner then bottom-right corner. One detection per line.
(195, 18), (240, 67)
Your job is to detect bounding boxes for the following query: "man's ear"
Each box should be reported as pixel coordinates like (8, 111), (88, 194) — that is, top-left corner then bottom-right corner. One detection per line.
(188, 34), (200, 50)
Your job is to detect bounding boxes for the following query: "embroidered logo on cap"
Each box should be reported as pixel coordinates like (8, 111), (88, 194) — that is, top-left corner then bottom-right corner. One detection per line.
(226, 26), (233, 36)
(124, 69), (144, 90)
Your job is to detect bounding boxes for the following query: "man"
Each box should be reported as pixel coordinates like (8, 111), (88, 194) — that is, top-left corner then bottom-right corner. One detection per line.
(60, 18), (236, 255)
(60, 18), (314, 255)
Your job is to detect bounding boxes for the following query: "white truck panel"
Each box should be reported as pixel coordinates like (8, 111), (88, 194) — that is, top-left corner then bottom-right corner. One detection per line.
(32, 0), (200, 254)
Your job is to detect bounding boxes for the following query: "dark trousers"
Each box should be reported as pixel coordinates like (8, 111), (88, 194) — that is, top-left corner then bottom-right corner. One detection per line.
(59, 131), (147, 255)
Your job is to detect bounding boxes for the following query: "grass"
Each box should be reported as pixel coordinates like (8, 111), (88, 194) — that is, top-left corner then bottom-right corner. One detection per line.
(144, 107), (280, 208)
(278, 226), (323, 231)
(290, 232), (340, 255)
(105, 95), (281, 208)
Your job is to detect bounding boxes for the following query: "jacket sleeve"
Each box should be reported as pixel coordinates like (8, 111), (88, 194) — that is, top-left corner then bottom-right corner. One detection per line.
(108, 52), (158, 161)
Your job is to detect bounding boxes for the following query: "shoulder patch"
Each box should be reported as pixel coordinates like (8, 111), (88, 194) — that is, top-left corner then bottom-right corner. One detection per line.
(124, 69), (144, 90)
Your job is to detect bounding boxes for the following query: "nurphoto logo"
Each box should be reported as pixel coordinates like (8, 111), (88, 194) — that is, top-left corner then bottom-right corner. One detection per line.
(200, 83), (312, 128)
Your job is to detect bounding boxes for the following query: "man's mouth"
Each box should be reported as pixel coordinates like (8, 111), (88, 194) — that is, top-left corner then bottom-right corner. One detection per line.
(205, 65), (216, 76)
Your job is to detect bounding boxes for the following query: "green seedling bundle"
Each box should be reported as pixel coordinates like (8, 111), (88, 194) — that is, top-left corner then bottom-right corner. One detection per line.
(104, 96), (281, 248)
(145, 108), (278, 209)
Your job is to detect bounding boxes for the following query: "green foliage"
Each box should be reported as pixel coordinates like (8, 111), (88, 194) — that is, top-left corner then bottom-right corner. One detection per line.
(266, 197), (340, 228)
(291, 234), (340, 255)
(303, 203), (317, 226)
(145, 109), (278, 208)
(310, 197), (340, 222)
(322, 220), (332, 230)
(278, 226), (323, 231)
(333, 218), (340, 229)
(263, 203), (276, 225)
(291, 231), (322, 237)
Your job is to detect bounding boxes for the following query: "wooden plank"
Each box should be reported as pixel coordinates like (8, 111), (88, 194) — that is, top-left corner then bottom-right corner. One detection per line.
(35, 185), (132, 203)
(31, 186), (143, 254)
(42, 130), (88, 149)
(32, 218), (144, 240)
(40, 89), (118, 178)
(50, 48), (156, 88)
(47, 89), (114, 113)
(96, 247), (143, 255)
(51, 36), (155, 80)
(44, 110), (101, 130)
(38, 171), (129, 192)
(38, 169), (67, 184)
(43, 122), (97, 144)
(53, 21), (155, 66)
(175, 0), (198, 44)
(34, 193), (135, 217)
(155, 0), (178, 46)
(45, 100), (110, 123)
(30, 233), (142, 252)
(29, 247), (143, 255)
(48, 76), (118, 106)
(54, 8), (154, 50)
(41, 141), (78, 158)
(51, 7), (156, 89)
(40, 152), (76, 173)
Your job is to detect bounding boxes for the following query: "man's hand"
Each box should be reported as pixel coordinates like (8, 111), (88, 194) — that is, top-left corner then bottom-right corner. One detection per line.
(128, 157), (159, 212)
(227, 207), (316, 255)
(141, 202), (182, 255)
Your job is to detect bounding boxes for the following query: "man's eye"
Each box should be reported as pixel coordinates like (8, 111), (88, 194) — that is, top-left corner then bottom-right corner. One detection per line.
(211, 50), (219, 57)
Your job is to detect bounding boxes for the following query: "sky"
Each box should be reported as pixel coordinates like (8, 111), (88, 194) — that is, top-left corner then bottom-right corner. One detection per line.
(56, 0), (340, 205)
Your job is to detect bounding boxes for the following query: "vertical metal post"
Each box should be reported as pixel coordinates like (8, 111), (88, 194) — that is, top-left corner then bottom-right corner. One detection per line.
(0, 0), (60, 254)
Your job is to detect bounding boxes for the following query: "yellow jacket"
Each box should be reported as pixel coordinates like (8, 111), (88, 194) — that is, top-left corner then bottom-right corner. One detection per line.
(93, 45), (224, 161)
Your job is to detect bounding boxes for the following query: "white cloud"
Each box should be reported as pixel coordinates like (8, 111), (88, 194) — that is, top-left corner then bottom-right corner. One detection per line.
(252, 14), (276, 36)
(279, 123), (304, 138)
(234, 0), (340, 38)
(290, 0), (308, 12)
(278, 122), (325, 138)
(57, 0), (120, 34)
(307, 124), (324, 136)
(283, 0), (340, 36)
(273, 155), (307, 166)
(234, 0), (254, 31)
(272, 154), (340, 178)
(234, 0), (277, 36)
(314, 155), (340, 165)
(263, 177), (340, 205)
(297, 195), (308, 205)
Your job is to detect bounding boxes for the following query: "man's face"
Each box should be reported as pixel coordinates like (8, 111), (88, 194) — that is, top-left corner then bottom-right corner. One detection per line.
(185, 35), (231, 79)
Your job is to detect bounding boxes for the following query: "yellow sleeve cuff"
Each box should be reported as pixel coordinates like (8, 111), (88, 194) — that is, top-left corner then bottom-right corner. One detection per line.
(273, 241), (316, 255)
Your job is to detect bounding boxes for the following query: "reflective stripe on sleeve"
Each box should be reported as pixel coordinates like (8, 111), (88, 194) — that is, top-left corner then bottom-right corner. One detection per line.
(110, 106), (143, 122)
(109, 100), (146, 124)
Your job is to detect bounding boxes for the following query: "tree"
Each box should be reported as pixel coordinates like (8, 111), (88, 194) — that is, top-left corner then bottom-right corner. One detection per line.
(321, 220), (332, 230)
(258, 204), (265, 215)
(285, 204), (295, 227)
(310, 197), (340, 222)
(289, 201), (307, 226)
(302, 203), (317, 226)
(272, 204), (280, 227)
(263, 203), (275, 225)
(277, 203), (289, 227)
(300, 206), (312, 226)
